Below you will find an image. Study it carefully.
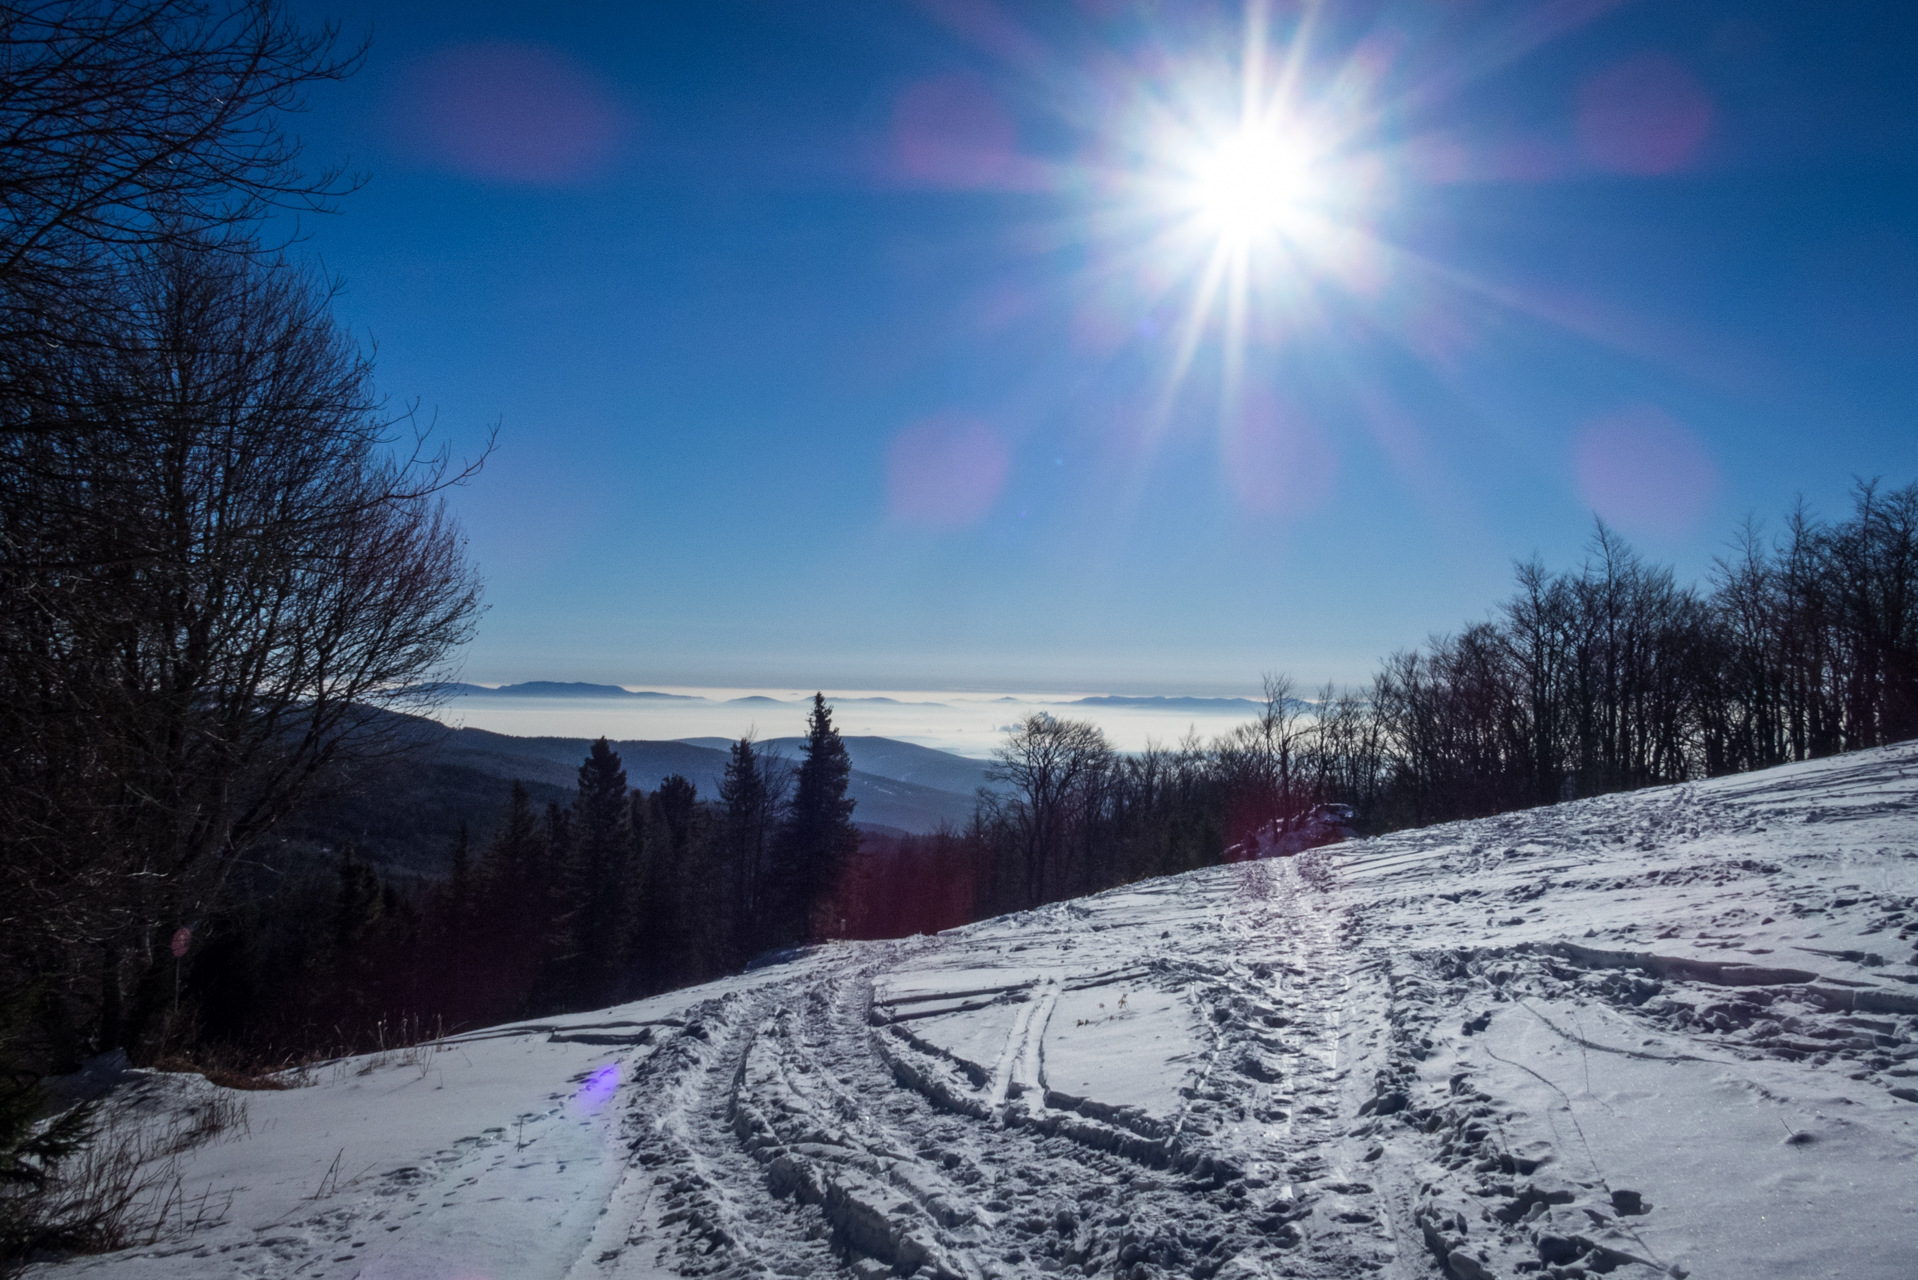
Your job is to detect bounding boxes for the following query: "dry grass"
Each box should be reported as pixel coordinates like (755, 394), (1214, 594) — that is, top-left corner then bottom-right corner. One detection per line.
(148, 1052), (296, 1092)
(152, 1017), (454, 1091)
(325, 1014), (451, 1083)
(1, 1079), (249, 1274)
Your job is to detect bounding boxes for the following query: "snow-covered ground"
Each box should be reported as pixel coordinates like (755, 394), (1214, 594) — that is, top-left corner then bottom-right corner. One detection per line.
(41, 743), (1918, 1280)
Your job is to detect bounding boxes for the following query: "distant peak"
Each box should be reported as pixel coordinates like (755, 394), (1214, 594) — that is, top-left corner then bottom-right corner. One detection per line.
(1070, 695), (1266, 710)
(453, 681), (699, 700)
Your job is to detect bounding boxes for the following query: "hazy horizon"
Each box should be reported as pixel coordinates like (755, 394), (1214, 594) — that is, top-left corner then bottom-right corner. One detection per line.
(429, 683), (1284, 757)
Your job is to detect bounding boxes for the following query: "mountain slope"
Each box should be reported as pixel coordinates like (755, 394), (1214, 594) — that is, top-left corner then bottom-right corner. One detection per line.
(680, 734), (1000, 796)
(280, 718), (982, 883)
(43, 742), (1918, 1280)
(407, 718), (980, 833)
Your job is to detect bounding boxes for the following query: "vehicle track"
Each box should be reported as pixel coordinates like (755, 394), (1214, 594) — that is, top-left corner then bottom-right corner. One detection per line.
(588, 857), (1437, 1278)
(549, 855), (1423, 1280)
(567, 755), (1918, 1279)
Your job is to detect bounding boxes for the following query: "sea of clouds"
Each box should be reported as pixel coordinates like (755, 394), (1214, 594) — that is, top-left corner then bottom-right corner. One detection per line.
(430, 684), (1277, 757)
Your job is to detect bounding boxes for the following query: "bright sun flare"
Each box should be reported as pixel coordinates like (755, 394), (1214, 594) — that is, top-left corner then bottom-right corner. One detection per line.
(1105, 0), (1390, 421)
(1189, 126), (1320, 245)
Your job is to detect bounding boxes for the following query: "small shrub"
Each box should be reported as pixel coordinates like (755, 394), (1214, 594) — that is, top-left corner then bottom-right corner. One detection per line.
(1, 1067), (248, 1275)
(1, 1070), (100, 1274)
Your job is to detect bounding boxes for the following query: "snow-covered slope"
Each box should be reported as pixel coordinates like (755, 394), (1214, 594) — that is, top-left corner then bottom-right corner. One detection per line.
(43, 743), (1918, 1280)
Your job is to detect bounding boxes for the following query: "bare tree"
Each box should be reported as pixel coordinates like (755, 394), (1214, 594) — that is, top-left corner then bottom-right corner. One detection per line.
(0, 1), (360, 271)
(0, 1), (364, 445)
(0, 239), (481, 1058)
(987, 713), (1111, 907)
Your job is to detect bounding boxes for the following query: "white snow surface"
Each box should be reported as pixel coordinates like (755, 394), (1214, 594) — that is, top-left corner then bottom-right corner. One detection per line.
(38, 743), (1918, 1280)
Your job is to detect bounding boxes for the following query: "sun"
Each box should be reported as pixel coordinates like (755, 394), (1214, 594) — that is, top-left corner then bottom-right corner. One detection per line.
(1188, 123), (1323, 247)
(1080, 1), (1396, 423)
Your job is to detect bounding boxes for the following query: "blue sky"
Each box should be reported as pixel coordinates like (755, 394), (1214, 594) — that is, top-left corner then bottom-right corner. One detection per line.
(287, 0), (1918, 695)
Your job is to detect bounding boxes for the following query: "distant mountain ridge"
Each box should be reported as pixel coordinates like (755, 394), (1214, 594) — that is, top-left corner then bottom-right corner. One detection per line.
(418, 683), (1278, 712)
(414, 681), (698, 700)
(1066, 694), (1311, 711)
(415, 684), (948, 708)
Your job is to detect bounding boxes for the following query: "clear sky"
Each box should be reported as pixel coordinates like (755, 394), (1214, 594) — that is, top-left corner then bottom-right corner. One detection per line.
(286, 0), (1918, 696)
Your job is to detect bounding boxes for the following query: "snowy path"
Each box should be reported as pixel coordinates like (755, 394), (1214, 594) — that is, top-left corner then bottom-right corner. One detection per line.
(40, 743), (1918, 1280)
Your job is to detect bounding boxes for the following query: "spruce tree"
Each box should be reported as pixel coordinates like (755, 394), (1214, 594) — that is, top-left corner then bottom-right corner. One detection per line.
(569, 740), (631, 1008)
(626, 789), (667, 994)
(644, 776), (702, 990)
(774, 695), (860, 944)
(720, 737), (771, 958)
(1, 1005), (99, 1264)
(441, 822), (474, 1017)
(333, 845), (384, 955)
(478, 781), (547, 1019)
(531, 801), (577, 1010)
(481, 781), (542, 895)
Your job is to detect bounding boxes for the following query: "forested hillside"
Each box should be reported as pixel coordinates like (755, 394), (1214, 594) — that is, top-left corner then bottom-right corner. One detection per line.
(146, 482), (1918, 1070)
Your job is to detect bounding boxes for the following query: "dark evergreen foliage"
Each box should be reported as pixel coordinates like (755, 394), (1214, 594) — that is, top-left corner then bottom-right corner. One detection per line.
(719, 737), (773, 958)
(1, 1078), (98, 1268)
(563, 739), (632, 1008)
(772, 695), (862, 945)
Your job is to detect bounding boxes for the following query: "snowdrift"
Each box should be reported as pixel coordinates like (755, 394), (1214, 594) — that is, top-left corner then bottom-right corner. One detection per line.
(40, 743), (1918, 1280)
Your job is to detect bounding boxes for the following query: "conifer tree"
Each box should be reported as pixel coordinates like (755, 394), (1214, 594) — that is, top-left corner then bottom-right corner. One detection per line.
(1, 1006), (99, 1264)
(531, 801), (576, 1009)
(481, 782), (542, 893)
(448, 822), (472, 906)
(648, 775), (701, 985)
(625, 788), (666, 993)
(477, 781), (546, 1020)
(568, 740), (631, 1008)
(333, 846), (383, 955)
(655, 775), (698, 843)
(544, 802), (572, 866)
(774, 695), (860, 944)
(440, 822), (474, 1017)
(720, 736), (779, 959)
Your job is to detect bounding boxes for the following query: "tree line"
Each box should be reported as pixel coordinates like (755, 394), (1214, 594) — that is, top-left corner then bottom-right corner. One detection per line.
(184, 479), (1918, 1065)
(185, 696), (863, 1055)
(951, 486), (1918, 919)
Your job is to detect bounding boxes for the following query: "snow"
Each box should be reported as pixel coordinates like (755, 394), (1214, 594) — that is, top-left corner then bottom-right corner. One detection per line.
(36, 742), (1918, 1279)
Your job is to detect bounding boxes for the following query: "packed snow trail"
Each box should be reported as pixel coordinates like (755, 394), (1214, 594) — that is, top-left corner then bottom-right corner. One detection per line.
(40, 743), (1918, 1280)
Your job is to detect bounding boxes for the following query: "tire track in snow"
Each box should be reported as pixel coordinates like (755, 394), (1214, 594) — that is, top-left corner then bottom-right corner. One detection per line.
(1206, 856), (1407, 1279)
(582, 984), (854, 1279)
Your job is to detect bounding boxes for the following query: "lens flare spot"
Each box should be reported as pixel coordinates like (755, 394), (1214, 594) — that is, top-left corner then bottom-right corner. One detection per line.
(1573, 405), (1719, 537)
(574, 1062), (619, 1113)
(892, 74), (1026, 190)
(1222, 394), (1336, 518)
(1576, 52), (1714, 176)
(1071, 276), (1137, 355)
(886, 417), (1011, 530)
(1296, 222), (1388, 297)
(398, 42), (626, 184)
